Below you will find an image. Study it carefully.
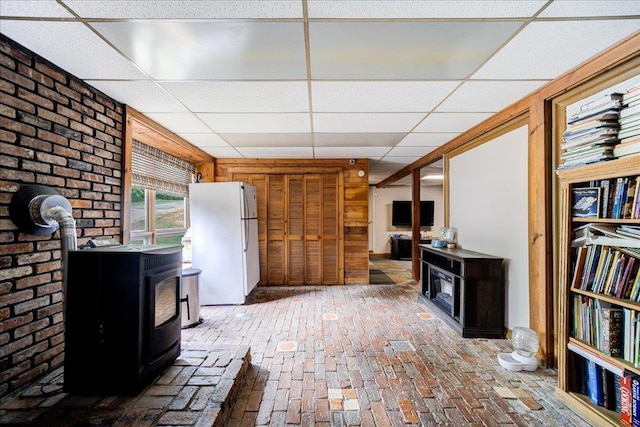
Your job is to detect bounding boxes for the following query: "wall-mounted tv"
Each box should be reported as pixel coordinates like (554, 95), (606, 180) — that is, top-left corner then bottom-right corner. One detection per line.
(392, 200), (434, 227)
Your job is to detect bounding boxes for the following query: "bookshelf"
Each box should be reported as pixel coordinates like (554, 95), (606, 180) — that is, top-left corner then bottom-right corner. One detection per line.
(556, 154), (640, 427)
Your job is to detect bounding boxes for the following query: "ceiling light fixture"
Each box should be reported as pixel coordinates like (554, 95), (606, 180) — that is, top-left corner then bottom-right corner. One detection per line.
(420, 174), (443, 180)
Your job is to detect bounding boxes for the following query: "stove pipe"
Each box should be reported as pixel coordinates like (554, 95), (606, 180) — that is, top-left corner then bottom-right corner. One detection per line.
(10, 185), (77, 316)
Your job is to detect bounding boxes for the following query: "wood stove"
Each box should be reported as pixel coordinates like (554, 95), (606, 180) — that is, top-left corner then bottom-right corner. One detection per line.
(64, 244), (182, 395)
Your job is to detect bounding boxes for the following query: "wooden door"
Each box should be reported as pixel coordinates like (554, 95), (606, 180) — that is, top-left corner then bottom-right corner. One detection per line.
(266, 175), (286, 285)
(287, 175), (305, 285)
(232, 172), (342, 285)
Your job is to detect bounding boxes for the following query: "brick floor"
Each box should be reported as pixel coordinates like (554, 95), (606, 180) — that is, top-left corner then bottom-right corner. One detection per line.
(1, 282), (591, 426)
(211, 283), (589, 427)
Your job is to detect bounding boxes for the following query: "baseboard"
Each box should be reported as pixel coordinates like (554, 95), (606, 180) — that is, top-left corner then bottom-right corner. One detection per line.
(369, 253), (390, 259)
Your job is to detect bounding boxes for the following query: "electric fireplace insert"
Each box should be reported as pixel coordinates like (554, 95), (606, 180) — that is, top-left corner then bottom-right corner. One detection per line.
(64, 244), (182, 395)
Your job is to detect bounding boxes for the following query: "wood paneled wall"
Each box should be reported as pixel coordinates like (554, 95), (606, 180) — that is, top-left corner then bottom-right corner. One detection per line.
(215, 159), (369, 284)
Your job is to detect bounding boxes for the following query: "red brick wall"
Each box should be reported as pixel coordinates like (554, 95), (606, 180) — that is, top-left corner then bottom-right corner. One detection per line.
(0, 35), (124, 399)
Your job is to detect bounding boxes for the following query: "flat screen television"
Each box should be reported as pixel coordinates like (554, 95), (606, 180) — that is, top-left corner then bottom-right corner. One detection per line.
(392, 200), (434, 227)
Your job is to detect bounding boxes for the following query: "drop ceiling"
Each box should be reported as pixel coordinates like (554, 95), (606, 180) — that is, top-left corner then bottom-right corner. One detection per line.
(1, 0), (639, 185)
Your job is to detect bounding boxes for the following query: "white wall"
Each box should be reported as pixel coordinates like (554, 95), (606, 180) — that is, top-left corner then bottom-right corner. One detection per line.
(449, 125), (529, 330)
(369, 185), (444, 254)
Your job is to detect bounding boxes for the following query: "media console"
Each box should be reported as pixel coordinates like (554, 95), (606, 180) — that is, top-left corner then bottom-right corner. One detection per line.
(419, 245), (505, 338)
(390, 236), (430, 260)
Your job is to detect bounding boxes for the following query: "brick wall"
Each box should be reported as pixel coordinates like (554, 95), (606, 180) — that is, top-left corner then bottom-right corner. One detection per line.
(0, 35), (124, 399)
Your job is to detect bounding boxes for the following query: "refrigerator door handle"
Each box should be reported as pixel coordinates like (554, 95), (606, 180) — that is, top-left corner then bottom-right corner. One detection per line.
(243, 219), (249, 253)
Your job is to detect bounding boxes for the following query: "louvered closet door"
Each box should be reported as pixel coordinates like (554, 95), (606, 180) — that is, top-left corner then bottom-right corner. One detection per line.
(304, 175), (322, 284)
(321, 174), (340, 284)
(287, 176), (305, 285)
(298, 174), (341, 285)
(267, 175), (286, 285)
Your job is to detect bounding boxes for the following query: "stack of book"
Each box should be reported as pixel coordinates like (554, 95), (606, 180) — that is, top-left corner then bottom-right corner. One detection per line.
(559, 93), (623, 170)
(615, 84), (640, 159)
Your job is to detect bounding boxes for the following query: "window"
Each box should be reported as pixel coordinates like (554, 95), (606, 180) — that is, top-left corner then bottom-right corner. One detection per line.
(129, 140), (194, 245)
(155, 191), (187, 245)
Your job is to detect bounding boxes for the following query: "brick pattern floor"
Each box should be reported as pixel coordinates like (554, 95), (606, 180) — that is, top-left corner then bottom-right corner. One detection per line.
(0, 282), (591, 426)
(188, 283), (590, 427)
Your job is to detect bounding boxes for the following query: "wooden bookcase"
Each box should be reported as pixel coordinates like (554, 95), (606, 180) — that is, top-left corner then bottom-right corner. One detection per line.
(556, 155), (640, 426)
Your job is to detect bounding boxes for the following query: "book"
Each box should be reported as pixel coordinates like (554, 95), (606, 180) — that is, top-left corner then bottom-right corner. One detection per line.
(614, 141), (640, 158)
(571, 246), (588, 289)
(615, 373), (623, 413)
(625, 177), (639, 219)
(621, 103), (640, 119)
(633, 377), (640, 427)
(569, 105), (623, 125)
(600, 303), (623, 357)
(579, 93), (624, 113)
(586, 359), (604, 406)
(622, 376), (634, 426)
(601, 179), (612, 218)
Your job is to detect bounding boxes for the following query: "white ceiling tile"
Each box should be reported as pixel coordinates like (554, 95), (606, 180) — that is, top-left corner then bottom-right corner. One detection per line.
(160, 81), (309, 113)
(85, 80), (188, 113)
(144, 113), (212, 133)
(198, 113), (311, 133)
(307, 1), (546, 18)
(312, 81), (460, 112)
(65, 1), (303, 18)
(0, 21), (148, 79)
(314, 146), (389, 159)
(309, 22), (522, 80)
(539, 1), (640, 17)
(2, 0), (74, 17)
(220, 133), (312, 147)
(413, 113), (493, 132)
(314, 133), (404, 147)
(178, 133), (230, 148)
(199, 146), (242, 158)
(386, 146), (438, 157)
(436, 81), (547, 113)
(473, 20), (640, 80)
(313, 113), (425, 133)
(397, 133), (458, 147)
(237, 147), (313, 158)
(91, 21), (306, 80)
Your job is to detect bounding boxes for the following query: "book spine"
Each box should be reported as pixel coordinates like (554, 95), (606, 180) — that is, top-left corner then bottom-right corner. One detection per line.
(586, 359), (603, 406)
(602, 179), (611, 219)
(601, 308), (623, 357)
(634, 176), (640, 219)
(622, 376), (633, 426)
(632, 377), (640, 427)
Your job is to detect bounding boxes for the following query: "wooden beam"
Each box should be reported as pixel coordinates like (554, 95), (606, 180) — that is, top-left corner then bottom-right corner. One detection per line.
(126, 106), (215, 165)
(412, 169), (421, 280)
(528, 100), (554, 367)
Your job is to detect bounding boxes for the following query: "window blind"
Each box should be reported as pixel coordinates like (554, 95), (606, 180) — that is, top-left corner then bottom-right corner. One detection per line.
(131, 140), (195, 196)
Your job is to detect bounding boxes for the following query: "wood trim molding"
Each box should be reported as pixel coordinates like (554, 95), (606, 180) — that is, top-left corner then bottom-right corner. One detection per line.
(126, 106), (215, 165)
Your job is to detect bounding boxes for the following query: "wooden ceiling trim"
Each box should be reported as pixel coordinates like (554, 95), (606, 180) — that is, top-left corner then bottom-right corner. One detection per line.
(126, 106), (215, 164)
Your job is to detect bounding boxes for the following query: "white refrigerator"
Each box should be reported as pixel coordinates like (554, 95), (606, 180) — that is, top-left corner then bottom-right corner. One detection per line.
(189, 182), (260, 305)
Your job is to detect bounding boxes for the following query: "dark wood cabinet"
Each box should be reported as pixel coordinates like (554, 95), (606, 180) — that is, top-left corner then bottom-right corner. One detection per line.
(391, 236), (430, 260)
(420, 245), (504, 338)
